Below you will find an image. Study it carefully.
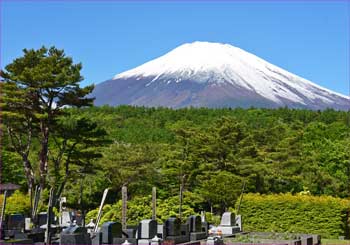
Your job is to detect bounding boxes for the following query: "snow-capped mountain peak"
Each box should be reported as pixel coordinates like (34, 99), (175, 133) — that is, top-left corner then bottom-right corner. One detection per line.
(92, 41), (349, 110)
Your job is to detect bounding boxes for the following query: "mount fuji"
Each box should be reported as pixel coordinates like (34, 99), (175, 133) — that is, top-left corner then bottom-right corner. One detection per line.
(91, 41), (349, 110)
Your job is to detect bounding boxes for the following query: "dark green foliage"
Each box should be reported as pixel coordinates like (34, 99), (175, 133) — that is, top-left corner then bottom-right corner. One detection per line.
(85, 191), (200, 225)
(0, 191), (31, 215)
(2, 104), (350, 236)
(238, 193), (350, 239)
(1, 46), (95, 191)
(68, 106), (350, 199)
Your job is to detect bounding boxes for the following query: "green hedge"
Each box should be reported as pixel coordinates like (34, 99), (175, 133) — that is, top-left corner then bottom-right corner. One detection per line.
(238, 193), (350, 238)
(0, 191), (31, 215)
(85, 192), (199, 226)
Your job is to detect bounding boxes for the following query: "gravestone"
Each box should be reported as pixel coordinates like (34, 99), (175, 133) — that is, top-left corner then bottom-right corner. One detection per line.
(60, 211), (72, 227)
(216, 212), (240, 235)
(157, 224), (165, 239)
(165, 218), (181, 237)
(220, 212), (235, 226)
(101, 221), (122, 244)
(180, 223), (190, 240)
(201, 221), (209, 235)
(38, 212), (49, 227)
(138, 219), (158, 245)
(7, 214), (25, 231)
(187, 215), (201, 233)
(164, 218), (190, 244)
(6, 214), (25, 238)
(187, 215), (207, 241)
(24, 218), (31, 231)
(235, 215), (242, 232)
(60, 226), (91, 245)
(138, 219), (158, 239)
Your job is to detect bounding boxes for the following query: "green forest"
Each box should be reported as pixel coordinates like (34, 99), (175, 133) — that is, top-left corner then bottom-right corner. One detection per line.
(3, 105), (350, 212)
(1, 47), (350, 233)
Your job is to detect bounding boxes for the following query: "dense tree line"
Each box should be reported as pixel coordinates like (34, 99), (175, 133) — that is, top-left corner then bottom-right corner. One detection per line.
(3, 104), (349, 214)
(1, 47), (349, 216)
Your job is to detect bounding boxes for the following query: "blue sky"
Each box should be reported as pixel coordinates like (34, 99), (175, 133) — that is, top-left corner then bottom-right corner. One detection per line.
(1, 1), (349, 96)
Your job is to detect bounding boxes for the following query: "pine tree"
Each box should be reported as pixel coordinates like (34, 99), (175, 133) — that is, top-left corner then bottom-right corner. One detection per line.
(1, 46), (94, 191)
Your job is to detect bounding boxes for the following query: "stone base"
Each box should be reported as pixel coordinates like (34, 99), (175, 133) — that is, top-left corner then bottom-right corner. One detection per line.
(27, 231), (45, 243)
(165, 235), (190, 244)
(113, 237), (138, 245)
(138, 238), (152, 245)
(216, 226), (241, 235)
(4, 230), (22, 239)
(189, 232), (207, 241)
(13, 233), (28, 239)
(60, 233), (92, 245)
(206, 236), (224, 245)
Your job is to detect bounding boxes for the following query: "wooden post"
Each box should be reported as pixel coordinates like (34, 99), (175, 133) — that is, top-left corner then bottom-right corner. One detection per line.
(32, 186), (41, 225)
(94, 188), (109, 232)
(152, 187), (156, 220)
(122, 186), (127, 230)
(45, 188), (55, 245)
(79, 176), (85, 227)
(236, 180), (246, 215)
(0, 190), (8, 239)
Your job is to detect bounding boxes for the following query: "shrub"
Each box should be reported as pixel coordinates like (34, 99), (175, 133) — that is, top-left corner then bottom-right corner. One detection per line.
(238, 193), (350, 239)
(0, 190), (31, 215)
(85, 193), (198, 226)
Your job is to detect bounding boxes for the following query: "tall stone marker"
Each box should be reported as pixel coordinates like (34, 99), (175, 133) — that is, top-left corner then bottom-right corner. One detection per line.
(122, 186), (127, 230)
(152, 187), (156, 220)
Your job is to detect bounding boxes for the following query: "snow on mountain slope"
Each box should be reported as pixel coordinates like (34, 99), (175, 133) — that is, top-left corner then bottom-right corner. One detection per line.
(92, 41), (349, 110)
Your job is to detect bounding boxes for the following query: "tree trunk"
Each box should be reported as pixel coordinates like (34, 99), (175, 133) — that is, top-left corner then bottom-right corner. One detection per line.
(179, 174), (186, 220)
(39, 123), (49, 189)
(22, 155), (35, 194)
(55, 157), (70, 200)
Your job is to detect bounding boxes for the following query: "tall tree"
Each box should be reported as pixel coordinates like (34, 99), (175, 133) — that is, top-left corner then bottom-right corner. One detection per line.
(0, 79), (38, 192)
(50, 114), (111, 198)
(162, 121), (202, 218)
(1, 46), (94, 190)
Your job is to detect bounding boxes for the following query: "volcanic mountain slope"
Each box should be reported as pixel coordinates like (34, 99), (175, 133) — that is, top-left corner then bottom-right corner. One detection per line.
(92, 41), (349, 110)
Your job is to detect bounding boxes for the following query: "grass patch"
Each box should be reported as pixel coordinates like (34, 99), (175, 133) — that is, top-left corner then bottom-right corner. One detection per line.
(322, 239), (350, 245)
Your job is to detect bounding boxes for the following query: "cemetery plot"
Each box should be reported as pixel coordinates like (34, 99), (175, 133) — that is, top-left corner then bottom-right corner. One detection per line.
(224, 232), (320, 245)
(0, 186), (323, 245)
